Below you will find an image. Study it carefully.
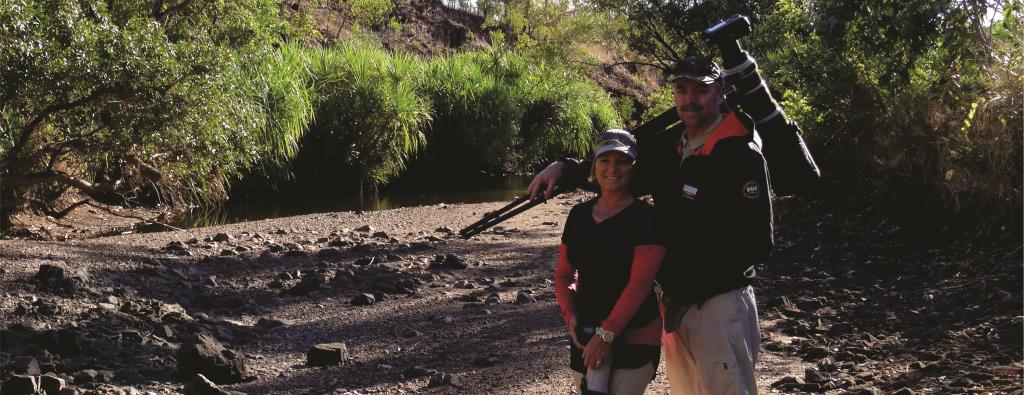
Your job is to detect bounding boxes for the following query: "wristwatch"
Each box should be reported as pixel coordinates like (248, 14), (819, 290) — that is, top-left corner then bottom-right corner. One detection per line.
(595, 327), (615, 344)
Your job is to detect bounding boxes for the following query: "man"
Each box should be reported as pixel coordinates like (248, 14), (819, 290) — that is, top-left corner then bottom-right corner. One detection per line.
(529, 56), (772, 394)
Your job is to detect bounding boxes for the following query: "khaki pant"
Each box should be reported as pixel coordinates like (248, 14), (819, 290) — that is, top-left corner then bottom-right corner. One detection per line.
(662, 286), (759, 395)
(571, 362), (656, 395)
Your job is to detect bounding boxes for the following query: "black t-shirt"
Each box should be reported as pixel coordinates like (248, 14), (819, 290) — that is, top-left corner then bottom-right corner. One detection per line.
(560, 198), (661, 330)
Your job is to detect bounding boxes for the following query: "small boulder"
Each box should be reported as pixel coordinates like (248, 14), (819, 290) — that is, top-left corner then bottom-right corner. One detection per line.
(427, 372), (459, 387)
(307, 342), (348, 367)
(212, 233), (232, 242)
(40, 373), (65, 395)
(183, 373), (247, 395)
(13, 356), (41, 375)
(2, 374), (40, 395)
(351, 293), (376, 306)
(514, 292), (537, 305)
(177, 333), (251, 384)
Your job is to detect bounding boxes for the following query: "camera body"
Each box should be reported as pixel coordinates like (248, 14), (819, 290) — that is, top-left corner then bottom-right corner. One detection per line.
(702, 14), (821, 196)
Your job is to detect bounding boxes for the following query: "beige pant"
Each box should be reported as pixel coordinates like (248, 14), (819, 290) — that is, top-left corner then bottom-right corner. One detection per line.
(571, 361), (656, 395)
(662, 286), (759, 395)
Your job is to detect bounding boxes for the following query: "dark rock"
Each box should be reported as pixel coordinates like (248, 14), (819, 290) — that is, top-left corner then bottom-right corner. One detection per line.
(839, 385), (882, 395)
(2, 373), (40, 395)
(435, 226), (454, 234)
(771, 376), (803, 389)
(177, 333), (251, 384)
(802, 345), (834, 360)
(428, 254), (467, 270)
(355, 225), (374, 232)
(254, 318), (285, 331)
(13, 356), (40, 375)
(371, 231), (389, 239)
(401, 329), (423, 338)
(212, 233), (232, 242)
(427, 372), (459, 387)
(354, 257), (375, 266)
(219, 249), (237, 256)
(267, 244), (285, 253)
(514, 292), (537, 305)
(432, 315), (453, 324)
(805, 368), (829, 383)
(157, 325), (175, 340)
(35, 265), (88, 294)
(96, 370), (115, 383)
(351, 293), (376, 306)
(40, 373), (65, 395)
(74, 369), (98, 384)
(283, 272), (325, 295)
(454, 280), (474, 289)
(183, 373), (246, 395)
(307, 342), (348, 367)
(472, 356), (501, 367)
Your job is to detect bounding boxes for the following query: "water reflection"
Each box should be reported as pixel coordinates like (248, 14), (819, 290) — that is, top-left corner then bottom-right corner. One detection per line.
(173, 175), (532, 229)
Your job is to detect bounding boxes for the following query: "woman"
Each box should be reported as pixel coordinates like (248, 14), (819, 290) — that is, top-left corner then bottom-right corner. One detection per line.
(555, 129), (666, 394)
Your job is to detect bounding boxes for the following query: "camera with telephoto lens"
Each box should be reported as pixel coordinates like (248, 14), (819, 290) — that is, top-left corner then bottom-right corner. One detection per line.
(703, 14), (820, 196)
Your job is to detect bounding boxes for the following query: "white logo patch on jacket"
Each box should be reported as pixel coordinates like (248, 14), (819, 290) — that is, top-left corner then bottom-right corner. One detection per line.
(742, 180), (760, 199)
(681, 184), (698, 200)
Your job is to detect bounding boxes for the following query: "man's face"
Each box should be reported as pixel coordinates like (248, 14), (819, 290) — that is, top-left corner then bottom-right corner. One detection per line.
(672, 78), (724, 131)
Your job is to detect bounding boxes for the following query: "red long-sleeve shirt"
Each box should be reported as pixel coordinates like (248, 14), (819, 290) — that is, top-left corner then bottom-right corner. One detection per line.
(555, 243), (665, 345)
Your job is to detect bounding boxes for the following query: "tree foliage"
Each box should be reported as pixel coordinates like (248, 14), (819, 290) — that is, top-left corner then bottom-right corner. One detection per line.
(0, 0), (313, 224)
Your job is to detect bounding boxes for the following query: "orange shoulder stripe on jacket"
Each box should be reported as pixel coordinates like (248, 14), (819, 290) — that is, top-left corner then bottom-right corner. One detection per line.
(696, 112), (750, 156)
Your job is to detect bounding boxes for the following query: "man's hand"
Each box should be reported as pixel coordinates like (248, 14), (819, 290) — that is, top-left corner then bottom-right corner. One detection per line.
(528, 161), (567, 201)
(582, 332), (611, 369)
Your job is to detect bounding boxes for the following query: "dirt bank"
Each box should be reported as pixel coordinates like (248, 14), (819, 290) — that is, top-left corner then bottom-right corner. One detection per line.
(0, 192), (1020, 394)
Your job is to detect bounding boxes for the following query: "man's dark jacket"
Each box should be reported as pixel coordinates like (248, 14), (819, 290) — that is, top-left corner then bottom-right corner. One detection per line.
(566, 111), (773, 305)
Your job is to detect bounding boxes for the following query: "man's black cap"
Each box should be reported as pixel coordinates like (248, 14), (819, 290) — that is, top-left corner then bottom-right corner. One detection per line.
(668, 56), (722, 84)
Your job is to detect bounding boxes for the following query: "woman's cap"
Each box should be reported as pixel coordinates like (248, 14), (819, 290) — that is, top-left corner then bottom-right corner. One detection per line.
(594, 129), (637, 161)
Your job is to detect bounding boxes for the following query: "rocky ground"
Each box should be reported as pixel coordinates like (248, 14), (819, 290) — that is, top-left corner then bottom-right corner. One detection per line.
(0, 191), (1021, 394)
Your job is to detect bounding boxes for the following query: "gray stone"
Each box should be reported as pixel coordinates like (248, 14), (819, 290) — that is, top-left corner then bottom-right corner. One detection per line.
(13, 356), (40, 375)
(307, 342), (348, 367)
(472, 356), (501, 367)
(283, 272), (325, 295)
(427, 372), (459, 387)
(428, 254), (467, 270)
(177, 333), (251, 384)
(183, 373), (247, 395)
(40, 373), (65, 395)
(514, 292), (537, 305)
(805, 368), (830, 383)
(35, 265), (88, 294)
(400, 329), (423, 338)
(351, 293), (376, 306)
(2, 374), (40, 395)
(770, 376), (803, 390)
(74, 369), (98, 384)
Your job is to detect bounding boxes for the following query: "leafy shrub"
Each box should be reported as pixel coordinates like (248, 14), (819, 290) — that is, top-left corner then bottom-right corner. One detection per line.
(296, 39), (430, 187)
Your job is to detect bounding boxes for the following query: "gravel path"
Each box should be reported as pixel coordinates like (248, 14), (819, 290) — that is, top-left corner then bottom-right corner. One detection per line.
(1, 192), (1019, 394)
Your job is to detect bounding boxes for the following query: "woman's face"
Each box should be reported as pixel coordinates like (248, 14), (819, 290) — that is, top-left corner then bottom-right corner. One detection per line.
(594, 151), (633, 193)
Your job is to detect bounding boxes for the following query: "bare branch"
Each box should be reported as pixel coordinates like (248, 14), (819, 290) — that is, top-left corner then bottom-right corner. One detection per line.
(10, 86), (114, 159)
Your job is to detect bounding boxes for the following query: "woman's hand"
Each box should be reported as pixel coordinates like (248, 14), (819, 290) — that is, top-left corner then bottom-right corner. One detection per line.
(582, 335), (611, 369)
(566, 316), (584, 350)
